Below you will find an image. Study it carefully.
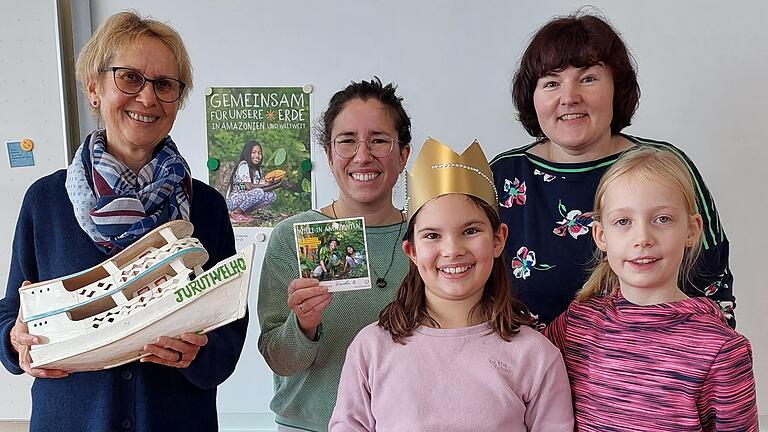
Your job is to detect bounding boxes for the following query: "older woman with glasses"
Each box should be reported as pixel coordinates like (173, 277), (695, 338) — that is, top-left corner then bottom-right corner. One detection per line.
(258, 77), (411, 431)
(0, 11), (246, 432)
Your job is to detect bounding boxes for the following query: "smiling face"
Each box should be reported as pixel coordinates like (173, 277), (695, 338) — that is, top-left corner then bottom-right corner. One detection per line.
(250, 144), (263, 164)
(533, 64), (615, 158)
(592, 175), (703, 303)
(326, 98), (409, 208)
(88, 36), (180, 165)
(403, 194), (507, 309)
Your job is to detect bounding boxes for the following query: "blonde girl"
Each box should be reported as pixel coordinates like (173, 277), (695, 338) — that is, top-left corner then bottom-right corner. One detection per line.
(545, 146), (758, 432)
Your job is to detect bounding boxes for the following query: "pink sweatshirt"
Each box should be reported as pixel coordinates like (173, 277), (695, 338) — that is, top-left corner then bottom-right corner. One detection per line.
(330, 322), (574, 432)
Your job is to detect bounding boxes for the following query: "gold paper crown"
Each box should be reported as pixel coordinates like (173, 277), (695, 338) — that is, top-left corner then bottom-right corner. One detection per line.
(406, 137), (498, 218)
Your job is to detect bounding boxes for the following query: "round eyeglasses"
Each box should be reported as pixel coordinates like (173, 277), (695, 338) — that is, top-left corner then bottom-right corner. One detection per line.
(330, 134), (400, 158)
(100, 67), (186, 103)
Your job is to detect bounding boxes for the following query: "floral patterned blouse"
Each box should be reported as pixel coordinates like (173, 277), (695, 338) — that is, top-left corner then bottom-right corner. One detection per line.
(490, 134), (735, 327)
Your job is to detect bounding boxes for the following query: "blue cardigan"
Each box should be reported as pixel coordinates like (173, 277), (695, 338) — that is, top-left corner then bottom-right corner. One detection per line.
(0, 170), (247, 432)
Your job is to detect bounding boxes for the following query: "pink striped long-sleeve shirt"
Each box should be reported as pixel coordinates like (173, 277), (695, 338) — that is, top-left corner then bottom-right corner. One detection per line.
(545, 291), (758, 432)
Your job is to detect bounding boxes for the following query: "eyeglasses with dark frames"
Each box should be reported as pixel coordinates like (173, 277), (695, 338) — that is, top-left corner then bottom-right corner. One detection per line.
(330, 134), (401, 158)
(100, 67), (186, 103)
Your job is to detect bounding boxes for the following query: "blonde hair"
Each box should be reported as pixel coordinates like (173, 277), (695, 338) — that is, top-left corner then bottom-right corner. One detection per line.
(75, 11), (193, 112)
(577, 146), (702, 300)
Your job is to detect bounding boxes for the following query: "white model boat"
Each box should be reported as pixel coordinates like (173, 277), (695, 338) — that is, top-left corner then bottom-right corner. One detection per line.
(19, 220), (254, 372)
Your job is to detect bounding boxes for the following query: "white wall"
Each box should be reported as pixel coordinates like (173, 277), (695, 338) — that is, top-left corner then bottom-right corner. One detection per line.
(2, 0), (766, 420)
(0, 0), (70, 419)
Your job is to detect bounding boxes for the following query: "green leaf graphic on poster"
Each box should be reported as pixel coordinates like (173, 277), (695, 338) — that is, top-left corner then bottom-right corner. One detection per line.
(205, 86), (313, 228)
(273, 148), (287, 165)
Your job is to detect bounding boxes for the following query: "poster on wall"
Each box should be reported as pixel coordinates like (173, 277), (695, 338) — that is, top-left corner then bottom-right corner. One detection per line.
(206, 86), (313, 228)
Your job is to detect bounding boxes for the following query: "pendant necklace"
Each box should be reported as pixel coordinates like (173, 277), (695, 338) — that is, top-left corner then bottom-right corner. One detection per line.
(331, 200), (404, 289)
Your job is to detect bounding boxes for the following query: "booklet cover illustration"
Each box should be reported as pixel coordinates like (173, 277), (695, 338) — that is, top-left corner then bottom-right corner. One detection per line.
(293, 217), (371, 292)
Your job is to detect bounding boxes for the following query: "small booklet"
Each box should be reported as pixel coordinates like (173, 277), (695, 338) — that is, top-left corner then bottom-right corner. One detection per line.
(293, 217), (371, 291)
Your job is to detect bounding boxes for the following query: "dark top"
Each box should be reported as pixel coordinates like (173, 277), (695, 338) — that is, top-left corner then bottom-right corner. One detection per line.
(490, 134), (734, 327)
(0, 170), (247, 432)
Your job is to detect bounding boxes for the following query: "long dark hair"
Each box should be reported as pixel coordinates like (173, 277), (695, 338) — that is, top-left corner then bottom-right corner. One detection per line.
(229, 140), (263, 187)
(378, 195), (532, 344)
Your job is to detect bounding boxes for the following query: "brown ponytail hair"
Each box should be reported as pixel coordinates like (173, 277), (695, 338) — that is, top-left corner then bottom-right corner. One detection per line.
(379, 195), (532, 344)
(577, 146), (703, 301)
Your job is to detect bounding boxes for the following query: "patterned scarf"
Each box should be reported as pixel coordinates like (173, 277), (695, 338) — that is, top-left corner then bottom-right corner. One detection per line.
(66, 129), (192, 255)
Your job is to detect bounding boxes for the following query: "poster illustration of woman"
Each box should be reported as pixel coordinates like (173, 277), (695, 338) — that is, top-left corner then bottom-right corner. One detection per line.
(207, 86), (312, 227)
(226, 140), (284, 224)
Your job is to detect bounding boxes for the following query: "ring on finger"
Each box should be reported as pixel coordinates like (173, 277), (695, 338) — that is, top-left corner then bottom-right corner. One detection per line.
(299, 303), (304, 312)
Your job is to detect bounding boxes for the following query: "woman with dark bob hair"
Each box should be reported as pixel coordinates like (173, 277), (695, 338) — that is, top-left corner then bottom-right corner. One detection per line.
(490, 12), (735, 327)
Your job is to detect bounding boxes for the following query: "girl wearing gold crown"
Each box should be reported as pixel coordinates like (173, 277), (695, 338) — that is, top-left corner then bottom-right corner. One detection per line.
(329, 138), (573, 431)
